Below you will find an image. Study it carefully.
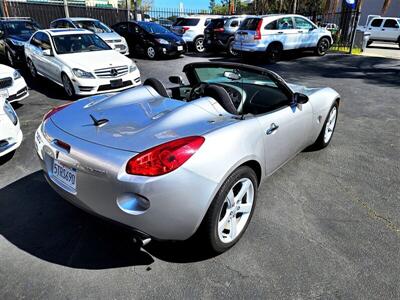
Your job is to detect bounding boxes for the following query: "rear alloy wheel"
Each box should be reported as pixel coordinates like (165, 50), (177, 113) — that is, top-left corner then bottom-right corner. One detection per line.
(146, 46), (156, 59)
(27, 59), (37, 78)
(228, 39), (238, 57)
(62, 73), (75, 98)
(266, 43), (282, 63)
(194, 36), (205, 53)
(315, 37), (330, 56)
(6, 49), (15, 67)
(201, 166), (258, 253)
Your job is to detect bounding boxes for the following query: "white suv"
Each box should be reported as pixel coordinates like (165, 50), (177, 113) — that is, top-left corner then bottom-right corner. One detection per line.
(171, 15), (221, 52)
(25, 29), (141, 98)
(233, 15), (333, 62)
(365, 16), (400, 47)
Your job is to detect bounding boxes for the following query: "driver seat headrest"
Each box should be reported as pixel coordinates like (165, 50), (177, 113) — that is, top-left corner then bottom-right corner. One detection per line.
(203, 85), (238, 115)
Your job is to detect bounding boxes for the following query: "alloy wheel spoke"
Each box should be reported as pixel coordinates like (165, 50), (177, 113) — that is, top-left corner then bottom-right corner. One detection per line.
(235, 180), (251, 203)
(237, 202), (252, 214)
(226, 190), (235, 208)
(218, 210), (230, 233)
(229, 217), (237, 239)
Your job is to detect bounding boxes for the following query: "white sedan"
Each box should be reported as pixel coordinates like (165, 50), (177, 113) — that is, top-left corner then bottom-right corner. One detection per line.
(24, 29), (141, 98)
(0, 64), (29, 103)
(0, 91), (23, 157)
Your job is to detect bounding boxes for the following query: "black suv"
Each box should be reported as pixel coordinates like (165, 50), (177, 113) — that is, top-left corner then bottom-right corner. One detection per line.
(112, 21), (186, 59)
(204, 16), (246, 56)
(0, 18), (41, 67)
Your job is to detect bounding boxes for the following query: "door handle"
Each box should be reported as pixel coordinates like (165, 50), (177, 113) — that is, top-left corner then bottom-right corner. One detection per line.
(298, 30), (303, 33)
(277, 31), (284, 34)
(266, 123), (279, 135)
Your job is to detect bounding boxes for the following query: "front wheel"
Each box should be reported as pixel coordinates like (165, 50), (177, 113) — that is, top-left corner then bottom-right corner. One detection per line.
(194, 36), (205, 53)
(62, 73), (75, 98)
(315, 37), (330, 56)
(311, 102), (339, 149)
(146, 46), (156, 59)
(227, 39), (238, 57)
(27, 59), (37, 78)
(200, 166), (258, 253)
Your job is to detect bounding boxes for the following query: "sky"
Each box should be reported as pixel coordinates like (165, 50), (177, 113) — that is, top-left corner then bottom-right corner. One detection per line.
(153, 0), (211, 10)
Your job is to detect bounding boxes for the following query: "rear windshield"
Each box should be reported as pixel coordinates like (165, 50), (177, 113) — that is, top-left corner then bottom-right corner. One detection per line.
(174, 18), (200, 26)
(209, 18), (226, 28)
(239, 18), (261, 30)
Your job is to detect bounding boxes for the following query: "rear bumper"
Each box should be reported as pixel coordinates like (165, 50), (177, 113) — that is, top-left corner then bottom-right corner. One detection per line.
(232, 41), (267, 52)
(35, 122), (218, 240)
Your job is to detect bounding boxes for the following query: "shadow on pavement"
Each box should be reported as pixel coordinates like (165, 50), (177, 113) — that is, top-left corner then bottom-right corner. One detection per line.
(0, 171), (216, 269)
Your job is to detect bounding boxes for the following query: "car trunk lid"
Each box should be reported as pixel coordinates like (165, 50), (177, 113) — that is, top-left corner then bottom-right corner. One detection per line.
(50, 86), (235, 152)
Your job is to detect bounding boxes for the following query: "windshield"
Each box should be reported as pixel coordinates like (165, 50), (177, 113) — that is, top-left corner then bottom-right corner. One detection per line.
(194, 66), (278, 88)
(173, 18), (200, 26)
(52, 34), (111, 54)
(138, 22), (169, 34)
(4, 21), (41, 35)
(73, 20), (112, 33)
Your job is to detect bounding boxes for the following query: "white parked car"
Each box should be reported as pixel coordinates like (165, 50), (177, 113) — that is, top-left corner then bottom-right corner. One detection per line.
(0, 64), (28, 103)
(364, 16), (400, 47)
(171, 15), (222, 52)
(25, 29), (141, 97)
(50, 18), (130, 55)
(233, 14), (333, 62)
(0, 91), (22, 158)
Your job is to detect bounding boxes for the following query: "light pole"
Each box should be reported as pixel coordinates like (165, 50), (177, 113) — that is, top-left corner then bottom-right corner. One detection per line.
(293, 0), (297, 14)
(63, 0), (69, 18)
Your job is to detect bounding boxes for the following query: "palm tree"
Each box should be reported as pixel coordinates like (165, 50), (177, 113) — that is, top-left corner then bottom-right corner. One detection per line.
(381, 0), (392, 15)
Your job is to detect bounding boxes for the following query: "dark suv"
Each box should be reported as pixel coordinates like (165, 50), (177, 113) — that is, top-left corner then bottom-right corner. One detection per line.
(204, 16), (246, 56)
(0, 18), (41, 67)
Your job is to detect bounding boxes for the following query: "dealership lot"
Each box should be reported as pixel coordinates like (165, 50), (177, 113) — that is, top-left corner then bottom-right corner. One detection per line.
(0, 53), (399, 298)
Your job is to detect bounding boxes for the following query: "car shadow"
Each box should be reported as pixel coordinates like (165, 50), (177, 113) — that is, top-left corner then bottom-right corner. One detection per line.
(0, 171), (217, 269)
(0, 151), (15, 166)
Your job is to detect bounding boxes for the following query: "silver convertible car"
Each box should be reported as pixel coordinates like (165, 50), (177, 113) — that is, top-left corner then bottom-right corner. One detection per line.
(35, 62), (340, 253)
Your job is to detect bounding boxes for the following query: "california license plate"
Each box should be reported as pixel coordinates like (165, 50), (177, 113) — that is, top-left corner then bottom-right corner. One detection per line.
(52, 160), (76, 190)
(177, 45), (183, 51)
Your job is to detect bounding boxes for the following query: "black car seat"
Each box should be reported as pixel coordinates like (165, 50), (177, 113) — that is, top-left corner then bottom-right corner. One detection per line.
(143, 78), (169, 98)
(203, 84), (238, 115)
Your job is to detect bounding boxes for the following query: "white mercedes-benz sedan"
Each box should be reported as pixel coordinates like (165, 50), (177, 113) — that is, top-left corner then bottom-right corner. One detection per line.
(0, 91), (22, 157)
(24, 29), (141, 97)
(0, 64), (29, 103)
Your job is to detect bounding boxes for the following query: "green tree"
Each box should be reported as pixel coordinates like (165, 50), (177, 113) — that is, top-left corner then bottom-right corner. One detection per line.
(209, 0), (216, 10)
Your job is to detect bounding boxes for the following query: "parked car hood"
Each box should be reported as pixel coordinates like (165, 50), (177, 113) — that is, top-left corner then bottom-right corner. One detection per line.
(0, 64), (16, 77)
(153, 32), (184, 43)
(96, 31), (122, 41)
(58, 50), (132, 71)
(50, 86), (237, 152)
(8, 33), (32, 42)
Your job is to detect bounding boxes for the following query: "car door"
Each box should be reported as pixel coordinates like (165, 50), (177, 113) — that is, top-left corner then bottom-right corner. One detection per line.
(39, 32), (61, 83)
(294, 16), (318, 48)
(273, 17), (301, 50)
(368, 18), (383, 39)
(381, 19), (400, 41)
(128, 23), (144, 52)
(28, 32), (47, 74)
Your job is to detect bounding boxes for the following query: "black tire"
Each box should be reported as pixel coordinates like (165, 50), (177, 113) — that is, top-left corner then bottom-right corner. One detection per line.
(146, 46), (157, 59)
(227, 39), (238, 57)
(315, 37), (330, 56)
(61, 73), (75, 98)
(6, 49), (15, 67)
(200, 165), (258, 253)
(266, 43), (282, 63)
(311, 101), (339, 150)
(27, 58), (37, 78)
(194, 36), (205, 53)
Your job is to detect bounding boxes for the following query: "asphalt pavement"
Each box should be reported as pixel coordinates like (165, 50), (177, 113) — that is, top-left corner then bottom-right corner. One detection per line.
(0, 52), (399, 299)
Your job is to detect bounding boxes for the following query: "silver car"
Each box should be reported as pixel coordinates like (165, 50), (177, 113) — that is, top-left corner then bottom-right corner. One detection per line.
(50, 18), (130, 55)
(35, 62), (340, 253)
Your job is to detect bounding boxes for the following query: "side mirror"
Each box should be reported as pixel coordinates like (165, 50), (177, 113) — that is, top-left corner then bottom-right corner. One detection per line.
(169, 75), (185, 85)
(42, 49), (52, 56)
(293, 92), (309, 104)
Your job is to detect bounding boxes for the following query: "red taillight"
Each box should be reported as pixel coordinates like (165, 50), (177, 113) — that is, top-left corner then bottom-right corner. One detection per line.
(126, 136), (205, 176)
(214, 27), (224, 32)
(182, 26), (190, 33)
(43, 103), (71, 121)
(254, 19), (263, 40)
